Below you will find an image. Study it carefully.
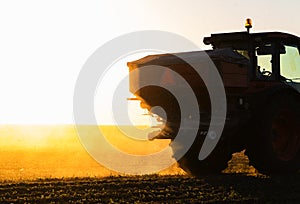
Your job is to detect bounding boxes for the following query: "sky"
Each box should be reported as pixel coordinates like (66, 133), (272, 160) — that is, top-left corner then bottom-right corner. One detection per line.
(0, 0), (300, 124)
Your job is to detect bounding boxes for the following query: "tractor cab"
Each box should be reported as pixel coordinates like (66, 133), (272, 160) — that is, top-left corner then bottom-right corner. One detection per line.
(204, 31), (300, 87)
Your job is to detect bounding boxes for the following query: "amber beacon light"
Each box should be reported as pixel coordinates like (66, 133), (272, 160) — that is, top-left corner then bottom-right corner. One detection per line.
(245, 18), (252, 33)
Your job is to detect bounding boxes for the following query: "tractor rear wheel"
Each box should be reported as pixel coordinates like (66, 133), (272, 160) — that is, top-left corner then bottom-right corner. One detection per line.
(247, 92), (300, 174)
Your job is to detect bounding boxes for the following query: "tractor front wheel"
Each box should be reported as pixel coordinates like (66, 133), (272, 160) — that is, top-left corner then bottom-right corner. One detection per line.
(171, 132), (232, 176)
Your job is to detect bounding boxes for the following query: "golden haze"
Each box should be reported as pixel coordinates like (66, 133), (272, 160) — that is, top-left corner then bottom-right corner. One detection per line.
(0, 125), (183, 181)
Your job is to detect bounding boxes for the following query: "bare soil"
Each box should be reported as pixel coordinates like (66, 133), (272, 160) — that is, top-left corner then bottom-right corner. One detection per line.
(0, 152), (299, 203)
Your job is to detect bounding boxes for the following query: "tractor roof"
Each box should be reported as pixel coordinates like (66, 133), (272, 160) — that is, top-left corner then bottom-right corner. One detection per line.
(204, 32), (300, 48)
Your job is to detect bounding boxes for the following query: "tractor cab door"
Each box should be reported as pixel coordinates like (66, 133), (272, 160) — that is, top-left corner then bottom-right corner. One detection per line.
(279, 44), (300, 92)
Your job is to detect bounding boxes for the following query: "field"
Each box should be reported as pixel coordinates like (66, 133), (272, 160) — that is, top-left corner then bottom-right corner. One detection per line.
(0, 125), (299, 203)
(0, 165), (299, 203)
(0, 174), (299, 203)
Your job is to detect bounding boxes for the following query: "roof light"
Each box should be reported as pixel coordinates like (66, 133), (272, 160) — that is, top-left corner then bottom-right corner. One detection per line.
(245, 18), (252, 33)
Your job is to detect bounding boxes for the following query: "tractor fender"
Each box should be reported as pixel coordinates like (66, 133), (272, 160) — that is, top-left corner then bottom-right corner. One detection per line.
(241, 83), (300, 128)
(260, 84), (300, 105)
(249, 83), (300, 120)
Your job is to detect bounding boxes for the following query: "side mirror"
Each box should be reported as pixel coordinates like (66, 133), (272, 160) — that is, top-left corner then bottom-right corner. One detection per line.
(278, 44), (286, 54)
(257, 44), (286, 55)
(256, 45), (272, 55)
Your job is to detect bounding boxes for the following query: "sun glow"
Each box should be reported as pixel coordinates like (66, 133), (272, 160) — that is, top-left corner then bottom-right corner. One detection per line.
(0, 1), (299, 125)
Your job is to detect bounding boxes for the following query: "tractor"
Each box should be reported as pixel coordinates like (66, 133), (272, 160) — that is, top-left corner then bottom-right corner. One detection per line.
(127, 20), (300, 175)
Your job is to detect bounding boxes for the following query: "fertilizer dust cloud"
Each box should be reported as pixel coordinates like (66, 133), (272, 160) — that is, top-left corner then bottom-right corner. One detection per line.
(0, 125), (184, 181)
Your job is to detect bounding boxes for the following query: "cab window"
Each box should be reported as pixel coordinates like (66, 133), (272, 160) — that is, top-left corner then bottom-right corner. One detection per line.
(256, 44), (273, 79)
(280, 45), (300, 82)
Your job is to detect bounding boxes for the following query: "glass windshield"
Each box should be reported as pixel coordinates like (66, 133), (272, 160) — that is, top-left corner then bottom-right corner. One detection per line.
(280, 45), (300, 82)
